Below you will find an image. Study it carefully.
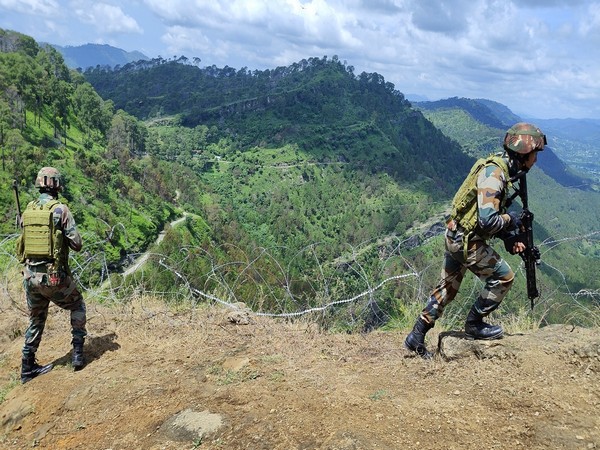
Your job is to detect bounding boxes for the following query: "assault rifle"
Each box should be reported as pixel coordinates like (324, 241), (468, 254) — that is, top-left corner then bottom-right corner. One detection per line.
(506, 171), (540, 308)
(13, 179), (22, 229)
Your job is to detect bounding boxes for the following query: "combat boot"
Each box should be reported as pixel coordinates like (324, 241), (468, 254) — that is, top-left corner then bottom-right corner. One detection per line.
(464, 297), (503, 340)
(21, 355), (53, 384)
(72, 342), (84, 369)
(404, 317), (435, 359)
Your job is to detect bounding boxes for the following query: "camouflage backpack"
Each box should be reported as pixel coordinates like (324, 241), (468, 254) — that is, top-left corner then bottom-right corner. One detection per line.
(450, 153), (510, 240)
(17, 199), (66, 267)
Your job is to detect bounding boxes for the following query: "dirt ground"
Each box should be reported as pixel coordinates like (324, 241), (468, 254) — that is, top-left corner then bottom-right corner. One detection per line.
(0, 294), (599, 450)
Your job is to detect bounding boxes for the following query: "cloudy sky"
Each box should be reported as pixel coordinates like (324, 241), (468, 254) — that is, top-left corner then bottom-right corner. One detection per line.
(1, 0), (600, 120)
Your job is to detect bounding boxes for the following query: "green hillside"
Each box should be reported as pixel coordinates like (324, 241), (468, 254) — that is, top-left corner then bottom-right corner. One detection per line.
(416, 97), (598, 189)
(0, 29), (180, 284)
(2, 28), (598, 331)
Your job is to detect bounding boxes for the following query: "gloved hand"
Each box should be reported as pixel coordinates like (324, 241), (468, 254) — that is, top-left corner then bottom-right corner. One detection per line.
(501, 230), (524, 255)
(507, 211), (522, 232)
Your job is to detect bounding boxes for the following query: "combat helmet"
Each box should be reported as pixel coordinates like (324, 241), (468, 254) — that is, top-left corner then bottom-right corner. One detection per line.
(35, 167), (63, 192)
(503, 122), (546, 155)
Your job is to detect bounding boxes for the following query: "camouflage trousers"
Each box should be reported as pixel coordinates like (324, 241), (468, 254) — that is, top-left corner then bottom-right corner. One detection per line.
(22, 265), (87, 358)
(421, 229), (514, 323)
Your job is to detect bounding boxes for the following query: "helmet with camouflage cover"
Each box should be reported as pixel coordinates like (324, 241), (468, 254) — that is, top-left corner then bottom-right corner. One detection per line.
(503, 122), (546, 155)
(35, 167), (63, 192)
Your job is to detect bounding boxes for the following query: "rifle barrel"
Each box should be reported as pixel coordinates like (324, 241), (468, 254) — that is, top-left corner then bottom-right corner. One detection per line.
(12, 179), (22, 228)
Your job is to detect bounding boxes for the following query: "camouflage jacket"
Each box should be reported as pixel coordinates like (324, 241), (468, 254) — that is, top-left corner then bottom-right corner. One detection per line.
(474, 160), (512, 239)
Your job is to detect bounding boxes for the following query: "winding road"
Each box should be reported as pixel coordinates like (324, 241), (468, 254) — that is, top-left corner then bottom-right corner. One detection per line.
(122, 213), (188, 277)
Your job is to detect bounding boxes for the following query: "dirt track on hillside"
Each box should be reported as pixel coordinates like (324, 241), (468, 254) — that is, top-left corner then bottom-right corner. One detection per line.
(1, 295), (599, 450)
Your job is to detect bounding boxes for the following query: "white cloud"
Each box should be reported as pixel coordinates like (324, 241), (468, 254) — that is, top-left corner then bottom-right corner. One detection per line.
(579, 2), (600, 39)
(0, 0), (59, 16)
(410, 0), (470, 36)
(2, 0), (600, 117)
(74, 2), (142, 35)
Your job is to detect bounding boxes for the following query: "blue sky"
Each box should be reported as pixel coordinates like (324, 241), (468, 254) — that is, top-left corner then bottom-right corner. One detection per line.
(1, 0), (599, 120)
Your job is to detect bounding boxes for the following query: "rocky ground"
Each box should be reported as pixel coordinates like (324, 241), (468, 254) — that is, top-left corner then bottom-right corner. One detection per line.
(0, 295), (599, 450)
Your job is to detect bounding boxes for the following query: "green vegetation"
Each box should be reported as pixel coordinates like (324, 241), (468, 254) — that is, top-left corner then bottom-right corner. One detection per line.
(0, 29), (177, 284)
(1, 28), (598, 332)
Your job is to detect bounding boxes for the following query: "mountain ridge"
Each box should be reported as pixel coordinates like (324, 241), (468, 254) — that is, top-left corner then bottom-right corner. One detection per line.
(1, 27), (599, 331)
(50, 42), (148, 69)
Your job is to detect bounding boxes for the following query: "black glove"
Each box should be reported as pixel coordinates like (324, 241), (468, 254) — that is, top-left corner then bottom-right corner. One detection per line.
(507, 211), (522, 232)
(501, 231), (522, 255)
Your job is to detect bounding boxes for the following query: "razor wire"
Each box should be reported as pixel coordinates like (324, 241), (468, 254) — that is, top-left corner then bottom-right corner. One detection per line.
(1, 226), (599, 322)
(157, 255), (418, 317)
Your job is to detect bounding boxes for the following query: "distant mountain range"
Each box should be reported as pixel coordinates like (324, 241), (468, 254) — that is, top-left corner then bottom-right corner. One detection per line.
(51, 43), (148, 69)
(50, 40), (600, 185)
(413, 97), (600, 188)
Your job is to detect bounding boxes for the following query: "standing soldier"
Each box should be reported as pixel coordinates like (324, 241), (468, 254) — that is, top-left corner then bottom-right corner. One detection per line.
(404, 123), (546, 358)
(17, 167), (86, 383)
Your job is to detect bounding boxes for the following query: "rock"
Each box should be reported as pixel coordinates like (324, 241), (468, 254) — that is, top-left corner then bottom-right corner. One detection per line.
(159, 408), (223, 442)
(438, 331), (517, 361)
(226, 302), (253, 325)
(223, 356), (250, 372)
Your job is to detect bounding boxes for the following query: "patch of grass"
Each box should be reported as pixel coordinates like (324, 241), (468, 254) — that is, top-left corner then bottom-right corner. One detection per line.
(368, 389), (388, 401)
(269, 370), (285, 382)
(0, 373), (20, 404)
(260, 354), (284, 364)
(210, 366), (261, 386)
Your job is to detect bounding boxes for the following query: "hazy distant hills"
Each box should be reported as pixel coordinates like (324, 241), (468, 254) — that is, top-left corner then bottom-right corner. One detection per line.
(51, 43), (148, 69)
(413, 97), (598, 189)
(50, 39), (600, 185)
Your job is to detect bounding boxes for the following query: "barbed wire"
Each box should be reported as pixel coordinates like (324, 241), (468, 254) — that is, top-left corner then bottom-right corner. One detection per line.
(1, 225), (599, 325)
(157, 253), (418, 317)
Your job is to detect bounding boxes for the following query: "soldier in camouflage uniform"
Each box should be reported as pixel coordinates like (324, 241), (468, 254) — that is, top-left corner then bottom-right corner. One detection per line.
(405, 123), (546, 358)
(18, 167), (86, 383)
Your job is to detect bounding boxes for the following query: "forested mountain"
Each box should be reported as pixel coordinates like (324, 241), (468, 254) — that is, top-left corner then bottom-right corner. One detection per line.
(51, 43), (148, 70)
(84, 56), (473, 190)
(2, 28), (598, 330)
(84, 53), (600, 325)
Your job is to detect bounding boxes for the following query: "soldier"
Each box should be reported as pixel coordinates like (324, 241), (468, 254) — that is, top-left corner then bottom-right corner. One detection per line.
(17, 167), (86, 383)
(404, 123), (546, 358)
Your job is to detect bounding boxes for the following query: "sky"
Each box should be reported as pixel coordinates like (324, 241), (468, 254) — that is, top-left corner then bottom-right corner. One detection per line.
(1, 0), (600, 120)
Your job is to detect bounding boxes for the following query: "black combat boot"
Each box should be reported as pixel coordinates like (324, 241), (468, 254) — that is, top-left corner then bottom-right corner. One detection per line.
(404, 317), (435, 359)
(72, 342), (84, 369)
(21, 355), (53, 384)
(464, 297), (503, 340)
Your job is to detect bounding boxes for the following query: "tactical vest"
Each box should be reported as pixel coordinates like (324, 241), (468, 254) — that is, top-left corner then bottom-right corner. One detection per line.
(19, 199), (67, 267)
(450, 154), (510, 252)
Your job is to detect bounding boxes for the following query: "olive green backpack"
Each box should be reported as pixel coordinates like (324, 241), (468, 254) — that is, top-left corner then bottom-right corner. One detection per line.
(16, 200), (66, 267)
